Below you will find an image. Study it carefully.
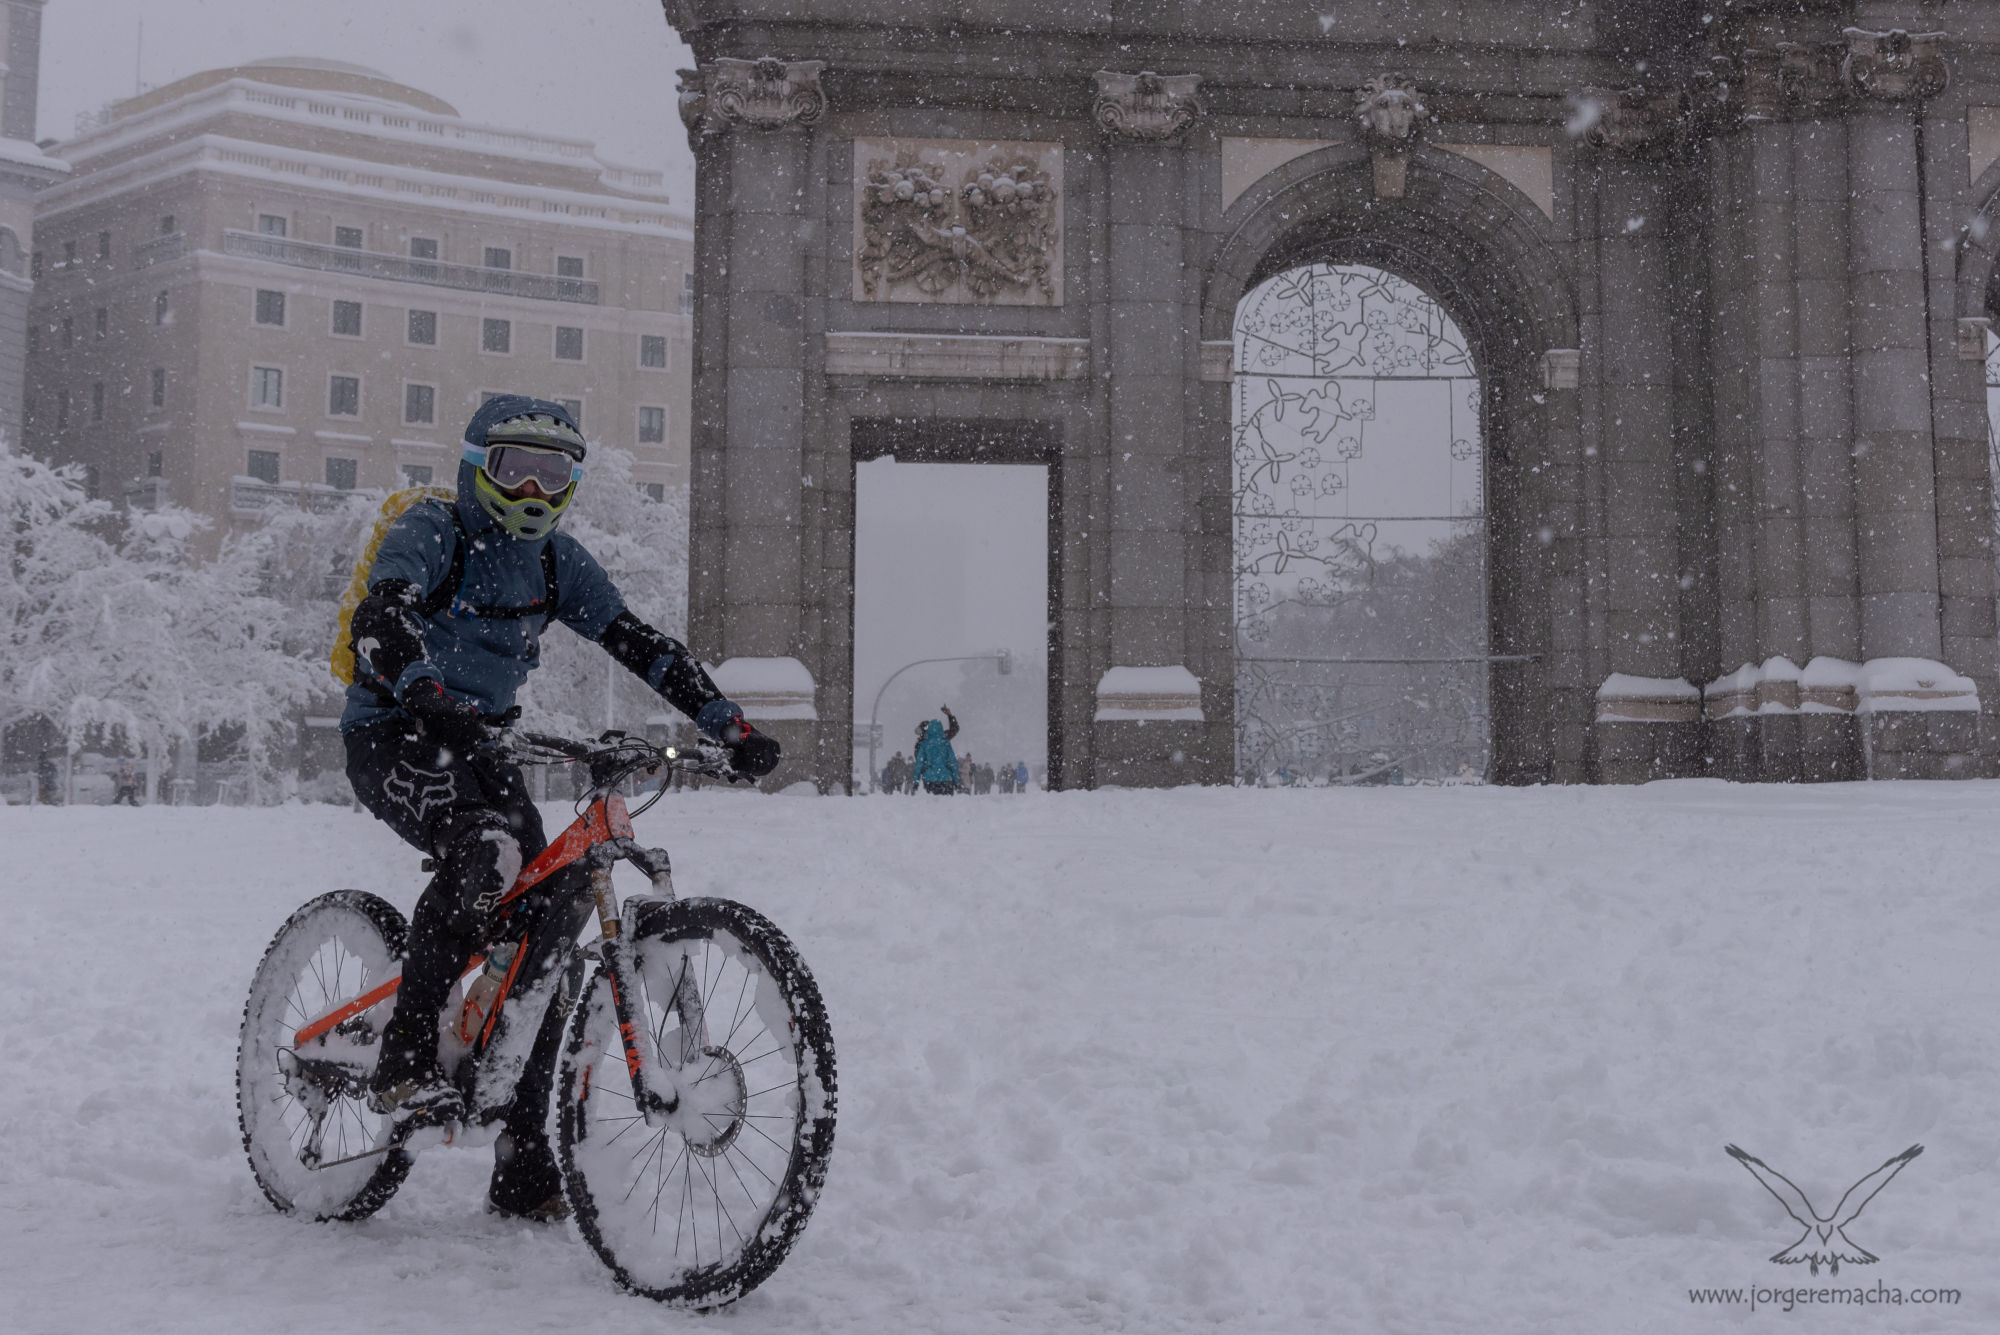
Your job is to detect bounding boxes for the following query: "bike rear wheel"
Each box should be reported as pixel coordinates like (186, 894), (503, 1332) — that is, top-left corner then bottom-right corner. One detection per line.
(558, 897), (836, 1307)
(238, 890), (412, 1221)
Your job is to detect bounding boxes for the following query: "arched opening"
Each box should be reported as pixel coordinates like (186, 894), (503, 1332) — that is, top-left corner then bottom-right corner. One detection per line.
(1231, 263), (1489, 784)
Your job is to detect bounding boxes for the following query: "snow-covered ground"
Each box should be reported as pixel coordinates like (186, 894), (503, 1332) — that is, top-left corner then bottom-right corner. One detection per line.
(4, 781), (1996, 1333)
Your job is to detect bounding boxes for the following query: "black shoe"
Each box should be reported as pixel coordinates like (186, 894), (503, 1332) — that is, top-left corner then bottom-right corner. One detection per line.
(488, 1130), (568, 1221)
(366, 1065), (466, 1128)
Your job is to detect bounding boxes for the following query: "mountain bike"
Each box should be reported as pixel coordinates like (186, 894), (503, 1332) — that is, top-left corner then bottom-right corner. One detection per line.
(235, 731), (836, 1308)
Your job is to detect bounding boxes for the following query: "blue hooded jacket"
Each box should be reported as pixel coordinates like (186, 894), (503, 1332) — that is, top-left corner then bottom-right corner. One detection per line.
(912, 719), (960, 787)
(339, 395), (686, 733)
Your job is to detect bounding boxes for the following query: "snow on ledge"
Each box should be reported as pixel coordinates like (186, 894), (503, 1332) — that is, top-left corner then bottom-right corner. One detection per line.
(1594, 674), (1700, 724)
(1095, 665), (1204, 722)
(711, 656), (818, 721)
(1703, 656), (1977, 717)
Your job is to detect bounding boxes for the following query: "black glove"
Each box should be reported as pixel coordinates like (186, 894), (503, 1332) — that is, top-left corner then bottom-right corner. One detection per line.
(724, 719), (782, 777)
(399, 678), (489, 755)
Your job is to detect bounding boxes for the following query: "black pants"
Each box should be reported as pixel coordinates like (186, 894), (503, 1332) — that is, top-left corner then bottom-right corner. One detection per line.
(345, 720), (561, 1146)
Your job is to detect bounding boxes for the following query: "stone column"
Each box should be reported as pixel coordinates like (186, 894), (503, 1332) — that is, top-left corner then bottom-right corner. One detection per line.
(1578, 91), (1698, 781)
(1843, 33), (1943, 663)
(681, 58), (827, 786)
(1091, 72), (1205, 786)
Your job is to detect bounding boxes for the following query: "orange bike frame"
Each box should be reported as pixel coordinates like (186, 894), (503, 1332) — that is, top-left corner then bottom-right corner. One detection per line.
(291, 793), (636, 1050)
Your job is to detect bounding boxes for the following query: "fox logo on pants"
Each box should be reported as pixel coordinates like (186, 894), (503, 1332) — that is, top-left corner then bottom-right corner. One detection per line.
(383, 762), (457, 826)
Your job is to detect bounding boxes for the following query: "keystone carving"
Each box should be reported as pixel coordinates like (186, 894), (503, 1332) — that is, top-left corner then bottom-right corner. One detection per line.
(1354, 74), (1430, 149)
(1093, 71), (1204, 141)
(1576, 86), (1691, 155)
(855, 142), (1060, 305)
(1842, 28), (1948, 101)
(677, 58), (827, 138)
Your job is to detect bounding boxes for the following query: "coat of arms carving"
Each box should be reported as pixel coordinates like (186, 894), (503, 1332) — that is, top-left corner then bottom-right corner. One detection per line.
(853, 139), (1062, 305)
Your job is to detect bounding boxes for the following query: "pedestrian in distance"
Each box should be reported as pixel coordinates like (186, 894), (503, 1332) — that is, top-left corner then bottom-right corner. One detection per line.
(112, 759), (141, 806)
(880, 750), (908, 795)
(35, 750), (59, 805)
(1014, 759), (1030, 792)
(998, 762), (1015, 795)
(912, 704), (961, 795)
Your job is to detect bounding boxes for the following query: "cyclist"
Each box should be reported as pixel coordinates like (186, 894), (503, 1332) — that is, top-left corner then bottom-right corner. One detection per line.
(339, 394), (779, 1220)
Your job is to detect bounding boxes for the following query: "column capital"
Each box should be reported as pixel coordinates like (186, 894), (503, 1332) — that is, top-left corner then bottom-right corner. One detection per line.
(1092, 71), (1204, 142)
(678, 57), (827, 140)
(1841, 28), (1949, 103)
(1574, 85), (1692, 156)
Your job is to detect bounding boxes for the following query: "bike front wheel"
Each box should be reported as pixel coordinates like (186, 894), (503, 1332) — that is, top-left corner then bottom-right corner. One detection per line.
(237, 890), (412, 1221)
(558, 897), (837, 1307)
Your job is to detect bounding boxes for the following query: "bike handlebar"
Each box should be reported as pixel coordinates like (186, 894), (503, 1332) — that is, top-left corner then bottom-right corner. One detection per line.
(485, 728), (748, 788)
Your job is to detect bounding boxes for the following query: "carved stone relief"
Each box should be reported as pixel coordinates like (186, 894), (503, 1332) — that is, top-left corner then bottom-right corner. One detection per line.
(1575, 86), (1692, 155)
(1842, 28), (1948, 102)
(852, 138), (1063, 305)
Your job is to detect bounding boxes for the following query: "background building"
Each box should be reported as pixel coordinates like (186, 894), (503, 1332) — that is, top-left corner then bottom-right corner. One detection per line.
(26, 55), (692, 536)
(0, 0), (67, 443)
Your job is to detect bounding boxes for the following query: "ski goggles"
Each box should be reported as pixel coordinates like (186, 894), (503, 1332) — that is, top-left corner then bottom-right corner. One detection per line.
(481, 443), (582, 496)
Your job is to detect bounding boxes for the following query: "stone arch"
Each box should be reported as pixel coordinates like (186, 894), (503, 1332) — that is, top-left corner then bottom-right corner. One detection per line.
(1199, 143), (1583, 782)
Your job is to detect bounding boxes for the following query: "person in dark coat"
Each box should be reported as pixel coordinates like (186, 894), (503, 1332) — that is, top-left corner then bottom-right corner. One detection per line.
(880, 750), (908, 794)
(337, 395), (780, 1220)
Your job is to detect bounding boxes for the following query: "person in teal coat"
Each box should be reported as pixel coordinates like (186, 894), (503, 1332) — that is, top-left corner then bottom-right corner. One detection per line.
(912, 706), (961, 795)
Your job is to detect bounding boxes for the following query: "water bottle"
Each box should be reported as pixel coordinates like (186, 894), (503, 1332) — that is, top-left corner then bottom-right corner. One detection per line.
(457, 940), (519, 1044)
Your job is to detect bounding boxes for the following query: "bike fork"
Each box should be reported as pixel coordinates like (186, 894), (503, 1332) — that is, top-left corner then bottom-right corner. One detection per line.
(591, 864), (682, 1120)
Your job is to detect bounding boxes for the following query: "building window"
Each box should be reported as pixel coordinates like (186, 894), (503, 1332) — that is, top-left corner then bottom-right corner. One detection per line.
(554, 325), (584, 361)
(328, 375), (360, 416)
(558, 398), (583, 425)
(556, 255), (584, 278)
(325, 457), (358, 490)
(61, 316), (72, 348)
(407, 309), (437, 345)
(56, 389), (68, 429)
(332, 300), (362, 337)
(484, 247), (512, 270)
(334, 226), (363, 249)
(410, 237), (438, 260)
(147, 451), (163, 477)
(160, 215), (175, 235)
(639, 334), (667, 369)
(97, 230), (111, 261)
(401, 463), (433, 486)
(482, 318), (511, 354)
(94, 307), (107, 340)
(254, 289), (286, 326)
(404, 382), (436, 425)
(638, 406), (665, 443)
(155, 290), (169, 324)
(257, 214), (287, 237)
(90, 382), (104, 422)
(681, 270), (695, 314)
(247, 449), (280, 484)
(642, 482), (665, 503)
(151, 367), (166, 408)
(251, 366), (283, 408)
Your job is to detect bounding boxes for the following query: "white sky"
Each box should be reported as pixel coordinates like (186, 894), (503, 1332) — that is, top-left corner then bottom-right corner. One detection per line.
(40, 0), (700, 206)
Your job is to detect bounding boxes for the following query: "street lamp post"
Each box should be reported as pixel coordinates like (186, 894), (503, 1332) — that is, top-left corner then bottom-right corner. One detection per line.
(866, 650), (1011, 792)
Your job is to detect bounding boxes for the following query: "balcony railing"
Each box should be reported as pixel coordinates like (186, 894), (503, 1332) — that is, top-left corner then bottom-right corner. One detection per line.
(229, 476), (374, 517)
(220, 230), (599, 304)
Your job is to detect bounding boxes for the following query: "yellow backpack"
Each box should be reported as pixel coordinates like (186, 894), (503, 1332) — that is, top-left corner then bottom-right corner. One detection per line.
(328, 486), (457, 685)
